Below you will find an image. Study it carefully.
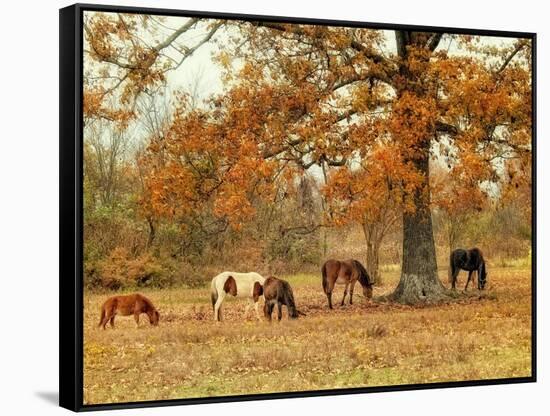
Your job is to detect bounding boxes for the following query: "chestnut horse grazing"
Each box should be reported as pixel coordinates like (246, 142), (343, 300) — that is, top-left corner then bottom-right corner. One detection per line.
(321, 259), (373, 309)
(210, 271), (265, 321)
(450, 247), (488, 290)
(98, 293), (160, 329)
(263, 276), (305, 321)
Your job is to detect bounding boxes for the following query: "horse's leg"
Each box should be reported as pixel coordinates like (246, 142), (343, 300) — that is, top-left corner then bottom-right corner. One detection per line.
(277, 302), (283, 321)
(340, 282), (349, 306)
(214, 295), (224, 321)
(134, 312), (140, 328)
(264, 302), (271, 321)
(465, 271), (473, 291)
(103, 307), (115, 330)
(451, 268), (459, 290)
(268, 303), (275, 322)
(109, 315), (115, 328)
(100, 309), (109, 330)
(101, 315), (109, 330)
(349, 281), (357, 305)
(325, 276), (335, 310)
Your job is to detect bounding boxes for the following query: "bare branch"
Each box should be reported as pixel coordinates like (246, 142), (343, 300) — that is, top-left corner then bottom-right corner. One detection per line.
(154, 18), (199, 52)
(169, 22), (223, 70)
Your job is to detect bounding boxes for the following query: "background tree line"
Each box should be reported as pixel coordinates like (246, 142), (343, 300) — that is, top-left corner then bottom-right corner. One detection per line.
(82, 12), (532, 303)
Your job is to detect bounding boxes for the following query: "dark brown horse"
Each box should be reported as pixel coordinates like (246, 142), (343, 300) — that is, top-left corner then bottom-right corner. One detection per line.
(99, 293), (160, 329)
(321, 259), (373, 309)
(449, 248), (488, 291)
(263, 276), (305, 321)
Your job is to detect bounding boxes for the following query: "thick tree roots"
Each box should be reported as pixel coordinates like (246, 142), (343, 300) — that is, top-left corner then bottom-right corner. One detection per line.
(389, 273), (450, 305)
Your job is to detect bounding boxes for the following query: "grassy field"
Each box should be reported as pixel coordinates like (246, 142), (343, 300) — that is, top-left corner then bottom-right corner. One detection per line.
(83, 266), (532, 405)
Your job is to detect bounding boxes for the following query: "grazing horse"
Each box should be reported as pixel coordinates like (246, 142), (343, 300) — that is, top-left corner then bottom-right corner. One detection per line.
(321, 259), (373, 309)
(449, 247), (488, 291)
(210, 271), (265, 321)
(98, 293), (160, 329)
(263, 276), (306, 321)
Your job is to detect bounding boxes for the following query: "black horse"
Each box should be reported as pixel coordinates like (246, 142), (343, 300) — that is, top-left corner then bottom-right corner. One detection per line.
(449, 248), (487, 290)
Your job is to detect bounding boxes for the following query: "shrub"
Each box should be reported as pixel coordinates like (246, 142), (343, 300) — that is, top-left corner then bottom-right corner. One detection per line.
(267, 233), (321, 268)
(92, 247), (166, 290)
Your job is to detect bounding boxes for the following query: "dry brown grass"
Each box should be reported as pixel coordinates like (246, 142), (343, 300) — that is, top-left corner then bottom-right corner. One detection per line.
(83, 266), (532, 405)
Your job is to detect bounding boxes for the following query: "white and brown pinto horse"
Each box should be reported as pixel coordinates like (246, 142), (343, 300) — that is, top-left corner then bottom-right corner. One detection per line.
(210, 272), (265, 321)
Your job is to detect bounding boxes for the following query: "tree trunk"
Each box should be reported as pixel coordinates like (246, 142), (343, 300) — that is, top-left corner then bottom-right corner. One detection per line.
(362, 223), (381, 284)
(366, 240), (381, 284)
(390, 30), (448, 304)
(390, 148), (447, 304)
(146, 216), (156, 249)
(447, 216), (458, 283)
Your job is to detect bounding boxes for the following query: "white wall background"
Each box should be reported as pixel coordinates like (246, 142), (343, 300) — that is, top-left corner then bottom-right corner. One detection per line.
(0, 0), (546, 414)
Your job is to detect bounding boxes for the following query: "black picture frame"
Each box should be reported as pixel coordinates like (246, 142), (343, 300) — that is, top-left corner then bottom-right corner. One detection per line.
(60, 3), (537, 412)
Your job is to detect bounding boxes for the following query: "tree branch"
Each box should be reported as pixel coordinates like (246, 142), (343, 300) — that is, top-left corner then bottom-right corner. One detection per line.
(435, 121), (459, 136)
(169, 22), (223, 70)
(154, 18), (199, 52)
(253, 21), (395, 86)
(279, 223), (328, 236)
(426, 33), (443, 52)
(497, 41), (528, 74)
(395, 30), (409, 58)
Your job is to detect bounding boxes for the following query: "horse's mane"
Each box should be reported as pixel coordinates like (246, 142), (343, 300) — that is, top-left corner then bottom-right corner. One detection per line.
(139, 294), (155, 309)
(470, 247), (484, 259)
(352, 260), (372, 287)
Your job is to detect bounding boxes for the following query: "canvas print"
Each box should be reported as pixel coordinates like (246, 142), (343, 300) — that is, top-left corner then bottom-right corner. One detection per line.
(81, 9), (533, 405)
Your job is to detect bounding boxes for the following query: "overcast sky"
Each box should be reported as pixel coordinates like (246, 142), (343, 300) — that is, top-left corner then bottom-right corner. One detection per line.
(143, 14), (519, 107)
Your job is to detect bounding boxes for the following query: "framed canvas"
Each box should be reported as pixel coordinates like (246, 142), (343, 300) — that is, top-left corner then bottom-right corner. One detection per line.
(59, 3), (536, 411)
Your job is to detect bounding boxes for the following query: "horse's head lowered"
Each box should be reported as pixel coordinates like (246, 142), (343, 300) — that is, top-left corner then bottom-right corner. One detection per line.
(148, 309), (160, 326)
(478, 263), (487, 290)
(353, 260), (373, 299)
(283, 281), (300, 319)
(363, 284), (373, 299)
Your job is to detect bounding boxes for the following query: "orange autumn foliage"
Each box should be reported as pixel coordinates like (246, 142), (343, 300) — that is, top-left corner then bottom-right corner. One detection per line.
(82, 14), (532, 301)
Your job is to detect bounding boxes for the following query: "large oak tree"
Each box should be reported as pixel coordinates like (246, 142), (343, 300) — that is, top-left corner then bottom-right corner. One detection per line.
(217, 24), (532, 303)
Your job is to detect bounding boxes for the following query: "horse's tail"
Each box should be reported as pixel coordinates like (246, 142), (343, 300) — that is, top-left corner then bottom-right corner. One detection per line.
(321, 263), (328, 293)
(449, 251), (455, 283)
(353, 260), (372, 287)
(98, 304), (105, 328)
(210, 280), (218, 312)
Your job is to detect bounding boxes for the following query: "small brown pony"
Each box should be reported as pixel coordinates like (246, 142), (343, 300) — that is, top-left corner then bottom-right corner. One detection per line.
(98, 293), (160, 329)
(321, 259), (373, 309)
(263, 276), (306, 321)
